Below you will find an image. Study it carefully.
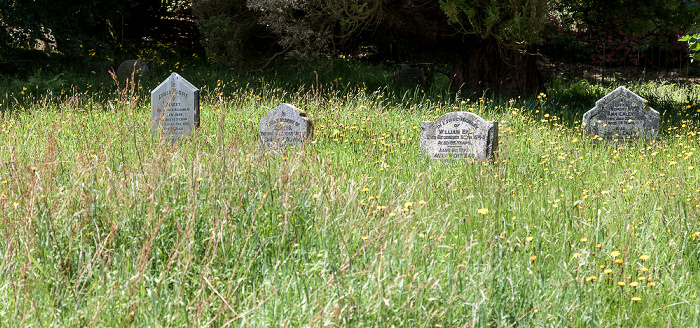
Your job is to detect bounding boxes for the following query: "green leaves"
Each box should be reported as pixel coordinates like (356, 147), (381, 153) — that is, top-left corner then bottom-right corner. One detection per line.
(438, 0), (547, 49)
(679, 34), (700, 62)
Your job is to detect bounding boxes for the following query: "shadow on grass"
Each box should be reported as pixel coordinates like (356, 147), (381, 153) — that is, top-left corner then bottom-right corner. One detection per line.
(2, 56), (700, 136)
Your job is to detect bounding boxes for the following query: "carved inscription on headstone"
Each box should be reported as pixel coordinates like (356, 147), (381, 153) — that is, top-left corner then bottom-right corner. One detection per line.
(419, 111), (498, 161)
(582, 86), (659, 142)
(150, 73), (200, 140)
(259, 104), (312, 150)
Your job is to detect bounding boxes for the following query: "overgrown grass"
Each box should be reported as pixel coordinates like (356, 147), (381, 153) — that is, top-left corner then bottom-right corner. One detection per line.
(1, 60), (700, 326)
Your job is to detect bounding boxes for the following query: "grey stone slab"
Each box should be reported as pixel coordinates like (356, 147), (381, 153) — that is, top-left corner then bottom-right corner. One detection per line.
(88, 61), (114, 76)
(150, 73), (200, 141)
(259, 104), (312, 150)
(419, 111), (498, 161)
(117, 59), (150, 79)
(582, 86), (659, 143)
(394, 64), (433, 88)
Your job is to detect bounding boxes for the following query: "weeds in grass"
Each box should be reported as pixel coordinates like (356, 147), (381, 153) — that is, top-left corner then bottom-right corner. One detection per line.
(0, 60), (700, 326)
(109, 68), (141, 113)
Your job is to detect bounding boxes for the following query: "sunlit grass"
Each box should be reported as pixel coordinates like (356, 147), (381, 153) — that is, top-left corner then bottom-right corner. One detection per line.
(1, 61), (700, 326)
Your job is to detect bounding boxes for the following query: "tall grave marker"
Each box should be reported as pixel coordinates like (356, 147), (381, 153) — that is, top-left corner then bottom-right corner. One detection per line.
(582, 86), (659, 143)
(151, 73), (200, 141)
(259, 104), (312, 150)
(419, 111), (498, 161)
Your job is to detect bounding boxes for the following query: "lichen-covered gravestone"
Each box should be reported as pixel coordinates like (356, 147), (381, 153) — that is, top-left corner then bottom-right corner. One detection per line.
(150, 73), (200, 141)
(258, 104), (312, 150)
(419, 111), (498, 161)
(582, 86), (659, 143)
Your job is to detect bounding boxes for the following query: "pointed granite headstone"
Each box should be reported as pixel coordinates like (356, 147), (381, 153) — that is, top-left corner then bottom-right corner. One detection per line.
(582, 86), (659, 143)
(258, 104), (312, 150)
(419, 111), (498, 161)
(150, 73), (200, 141)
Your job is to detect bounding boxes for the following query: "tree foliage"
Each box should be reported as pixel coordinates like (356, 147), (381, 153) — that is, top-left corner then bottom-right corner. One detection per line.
(680, 33), (700, 61)
(192, 0), (551, 93)
(247, 0), (380, 58)
(4, 0), (698, 93)
(541, 0), (695, 67)
(193, 0), (550, 64)
(679, 1), (700, 61)
(192, 0), (383, 69)
(566, 0), (691, 35)
(439, 0), (549, 50)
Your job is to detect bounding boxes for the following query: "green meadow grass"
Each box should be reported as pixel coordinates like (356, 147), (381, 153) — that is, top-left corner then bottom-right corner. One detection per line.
(1, 61), (700, 327)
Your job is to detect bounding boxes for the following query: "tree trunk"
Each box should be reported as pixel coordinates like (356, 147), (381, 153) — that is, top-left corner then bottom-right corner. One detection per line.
(450, 40), (543, 95)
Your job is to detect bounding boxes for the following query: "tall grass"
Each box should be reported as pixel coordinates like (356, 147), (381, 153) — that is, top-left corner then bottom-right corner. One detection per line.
(1, 60), (700, 326)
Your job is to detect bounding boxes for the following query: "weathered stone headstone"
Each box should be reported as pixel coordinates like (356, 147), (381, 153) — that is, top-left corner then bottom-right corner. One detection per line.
(419, 111), (498, 161)
(150, 73), (200, 141)
(88, 61), (114, 76)
(394, 64), (433, 88)
(258, 104), (312, 150)
(117, 59), (150, 79)
(582, 86), (659, 143)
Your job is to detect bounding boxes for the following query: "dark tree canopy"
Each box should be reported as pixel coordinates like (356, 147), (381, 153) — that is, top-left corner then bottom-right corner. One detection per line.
(192, 0), (552, 94)
(2, 0), (696, 95)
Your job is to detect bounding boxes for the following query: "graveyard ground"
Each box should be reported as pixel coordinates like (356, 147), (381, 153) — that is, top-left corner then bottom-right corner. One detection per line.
(1, 59), (700, 326)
